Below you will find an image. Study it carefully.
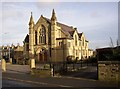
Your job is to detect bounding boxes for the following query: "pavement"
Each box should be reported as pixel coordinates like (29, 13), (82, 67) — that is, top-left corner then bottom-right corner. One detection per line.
(2, 63), (119, 88)
(6, 63), (30, 74)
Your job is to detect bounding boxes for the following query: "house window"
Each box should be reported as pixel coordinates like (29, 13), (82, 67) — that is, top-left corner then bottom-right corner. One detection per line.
(59, 41), (63, 48)
(76, 50), (77, 56)
(40, 25), (46, 44)
(59, 42), (61, 47)
(85, 42), (87, 49)
(82, 38), (84, 46)
(75, 35), (77, 46)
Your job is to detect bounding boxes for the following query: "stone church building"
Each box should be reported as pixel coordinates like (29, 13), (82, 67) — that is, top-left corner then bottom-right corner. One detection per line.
(23, 9), (93, 63)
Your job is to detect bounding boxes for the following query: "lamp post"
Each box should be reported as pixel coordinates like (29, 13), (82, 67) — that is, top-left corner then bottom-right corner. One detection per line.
(81, 47), (83, 68)
(1, 32), (11, 62)
(62, 38), (67, 72)
(9, 46), (10, 62)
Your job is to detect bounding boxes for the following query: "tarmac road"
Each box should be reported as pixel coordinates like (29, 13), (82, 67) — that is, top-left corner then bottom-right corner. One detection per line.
(2, 64), (119, 88)
(2, 72), (116, 88)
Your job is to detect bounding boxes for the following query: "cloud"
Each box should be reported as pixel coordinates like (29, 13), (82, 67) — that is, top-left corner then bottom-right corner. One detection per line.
(89, 40), (110, 49)
(1, 2), (30, 46)
(1, 2), (118, 50)
(1, 0), (119, 2)
(85, 20), (118, 49)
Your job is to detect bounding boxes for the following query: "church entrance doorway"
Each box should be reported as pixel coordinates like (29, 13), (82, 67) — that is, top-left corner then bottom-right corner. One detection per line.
(38, 48), (47, 63)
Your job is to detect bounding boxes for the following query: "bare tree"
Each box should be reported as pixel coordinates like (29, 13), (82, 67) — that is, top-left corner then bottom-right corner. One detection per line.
(109, 37), (114, 47)
(117, 39), (119, 46)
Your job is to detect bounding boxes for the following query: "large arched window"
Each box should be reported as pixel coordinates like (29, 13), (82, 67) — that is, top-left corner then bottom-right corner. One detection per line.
(40, 25), (46, 44)
(75, 35), (77, 46)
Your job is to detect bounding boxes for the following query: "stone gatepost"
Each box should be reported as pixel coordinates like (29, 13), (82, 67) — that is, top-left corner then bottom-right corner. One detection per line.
(2, 59), (6, 72)
(30, 58), (35, 69)
(51, 68), (53, 77)
(10, 58), (12, 64)
(51, 64), (54, 77)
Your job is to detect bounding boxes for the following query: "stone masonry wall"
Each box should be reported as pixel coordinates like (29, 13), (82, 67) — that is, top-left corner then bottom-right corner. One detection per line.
(98, 61), (120, 82)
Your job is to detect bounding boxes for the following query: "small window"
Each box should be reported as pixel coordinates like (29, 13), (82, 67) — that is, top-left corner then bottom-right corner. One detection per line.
(76, 50), (77, 56)
(59, 42), (61, 46)
(59, 42), (63, 48)
(85, 42), (87, 47)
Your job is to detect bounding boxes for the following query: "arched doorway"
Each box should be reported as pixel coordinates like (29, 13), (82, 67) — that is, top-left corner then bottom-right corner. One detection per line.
(38, 48), (47, 63)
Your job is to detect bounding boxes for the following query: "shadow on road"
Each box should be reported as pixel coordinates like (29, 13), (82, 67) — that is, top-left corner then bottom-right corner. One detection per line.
(62, 66), (98, 80)
(6, 64), (30, 74)
(6, 69), (30, 74)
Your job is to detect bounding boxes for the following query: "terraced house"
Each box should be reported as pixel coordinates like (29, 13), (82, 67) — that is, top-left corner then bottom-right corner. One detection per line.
(23, 9), (93, 63)
(0, 44), (23, 63)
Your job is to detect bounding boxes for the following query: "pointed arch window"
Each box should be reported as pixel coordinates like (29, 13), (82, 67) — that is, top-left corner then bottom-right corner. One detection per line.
(35, 31), (37, 45)
(39, 25), (46, 44)
(82, 37), (84, 46)
(75, 35), (77, 46)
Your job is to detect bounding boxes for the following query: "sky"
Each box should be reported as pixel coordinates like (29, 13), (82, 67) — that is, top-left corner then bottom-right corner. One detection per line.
(0, 0), (119, 50)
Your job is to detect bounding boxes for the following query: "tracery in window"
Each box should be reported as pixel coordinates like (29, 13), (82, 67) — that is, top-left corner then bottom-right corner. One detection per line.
(39, 25), (46, 44)
(75, 35), (77, 46)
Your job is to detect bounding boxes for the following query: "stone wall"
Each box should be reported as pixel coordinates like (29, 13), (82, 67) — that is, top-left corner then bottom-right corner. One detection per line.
(98, 61), (120, 82)
(31, 68), (51, 77)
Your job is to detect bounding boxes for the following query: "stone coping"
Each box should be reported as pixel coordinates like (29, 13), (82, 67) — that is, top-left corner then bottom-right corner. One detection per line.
(98, 61), (120, 64)
(33, 68), (50, 70)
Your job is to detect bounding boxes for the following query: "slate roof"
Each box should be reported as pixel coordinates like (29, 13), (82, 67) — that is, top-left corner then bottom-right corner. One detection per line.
(27, 16), (83, 43)
(43, 17), (75, 38)
(78, 33), (82, 38)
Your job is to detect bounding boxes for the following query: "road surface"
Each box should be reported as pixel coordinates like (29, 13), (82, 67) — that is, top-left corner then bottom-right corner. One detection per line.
(2, 64), (119, 88)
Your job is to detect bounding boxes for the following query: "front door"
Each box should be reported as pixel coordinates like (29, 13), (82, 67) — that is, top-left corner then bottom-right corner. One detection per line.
(44, 51), (47, 61)
(38, 53), (42, 62)
(38, 49), (47, 63)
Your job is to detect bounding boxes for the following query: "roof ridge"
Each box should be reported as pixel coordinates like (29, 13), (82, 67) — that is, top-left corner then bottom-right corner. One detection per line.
(57, 22), (74, 30)
(43, 17), (75, 30)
